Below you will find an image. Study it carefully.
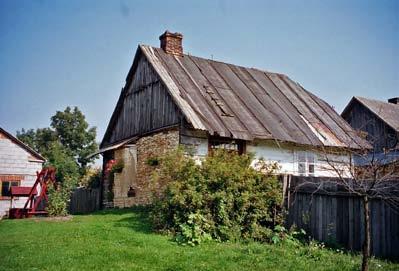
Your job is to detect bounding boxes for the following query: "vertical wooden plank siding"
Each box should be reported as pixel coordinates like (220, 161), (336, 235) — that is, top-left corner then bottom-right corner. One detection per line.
(104, 55), (182, 146)
(286, 176), (399, 259)
(342, 100), (397, 152)
(69, 188), (100, 214)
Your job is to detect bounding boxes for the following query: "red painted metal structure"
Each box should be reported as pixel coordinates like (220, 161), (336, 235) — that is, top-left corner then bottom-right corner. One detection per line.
(9, 167), (56, 219)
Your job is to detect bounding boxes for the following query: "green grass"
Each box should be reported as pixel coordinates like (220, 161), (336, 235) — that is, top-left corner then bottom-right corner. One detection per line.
(0, 207), (396, 271)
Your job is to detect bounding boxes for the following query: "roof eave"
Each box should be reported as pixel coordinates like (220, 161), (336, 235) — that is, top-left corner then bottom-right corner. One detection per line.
(0, 127), (46, 162)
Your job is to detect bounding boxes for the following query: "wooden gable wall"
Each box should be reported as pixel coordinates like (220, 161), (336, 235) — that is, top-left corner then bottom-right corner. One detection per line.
(342, 101), (398, 151)
(104, 54), (182, 146)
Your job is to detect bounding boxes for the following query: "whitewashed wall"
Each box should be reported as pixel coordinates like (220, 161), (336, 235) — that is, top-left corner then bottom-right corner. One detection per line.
(0, 135), (43, 218)
(181, 135), (352, 178)
(247, 141), (352, 177)
(180, 134), (208, 164)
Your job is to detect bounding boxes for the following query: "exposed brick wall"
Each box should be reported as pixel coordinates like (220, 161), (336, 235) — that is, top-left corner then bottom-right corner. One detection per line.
(0, 175), (25, 181)
(159, 31), (183, 56)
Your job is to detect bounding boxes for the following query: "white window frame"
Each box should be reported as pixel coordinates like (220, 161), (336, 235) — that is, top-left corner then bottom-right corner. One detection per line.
(297, 151), (317, 176)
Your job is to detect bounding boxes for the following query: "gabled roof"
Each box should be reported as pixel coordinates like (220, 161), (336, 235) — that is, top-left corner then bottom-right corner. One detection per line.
(0, 127), (46, 162)
(342, 96), (399, 133)
(102, 45), (370, 149)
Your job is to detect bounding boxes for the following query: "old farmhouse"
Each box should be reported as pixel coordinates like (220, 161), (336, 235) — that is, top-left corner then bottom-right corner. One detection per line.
(98, 31), (369, 208)
(0, 127), (45, 217)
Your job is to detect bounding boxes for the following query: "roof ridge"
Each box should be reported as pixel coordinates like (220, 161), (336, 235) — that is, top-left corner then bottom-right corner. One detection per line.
(355, 96), (399, 107)
(143, 45), (283, 77)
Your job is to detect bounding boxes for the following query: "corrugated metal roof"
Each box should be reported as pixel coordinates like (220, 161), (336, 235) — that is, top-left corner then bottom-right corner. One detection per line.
(140, 45), (369, 149)
(349, 96), (399, 132)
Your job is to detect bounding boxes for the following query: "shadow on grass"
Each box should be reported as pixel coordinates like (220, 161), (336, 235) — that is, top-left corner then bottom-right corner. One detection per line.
(114, 206), (153, 234)
(86, 206), (153, 234)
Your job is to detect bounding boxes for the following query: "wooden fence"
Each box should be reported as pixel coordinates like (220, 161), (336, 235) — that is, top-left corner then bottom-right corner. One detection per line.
(284, 176), (399, 259)
(69, 188), (100, 214)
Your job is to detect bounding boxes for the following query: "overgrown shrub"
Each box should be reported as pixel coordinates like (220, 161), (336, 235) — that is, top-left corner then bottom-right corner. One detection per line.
(103, 159), (124, 202)
(111, 160), (124, 173)
(151, 148), (283, 245)
(47, 176), (77, 216)
(80, 167), (101, 188)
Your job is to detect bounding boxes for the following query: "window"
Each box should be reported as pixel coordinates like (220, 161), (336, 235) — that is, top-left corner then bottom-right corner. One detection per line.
(297, 152), (316, 176)
(307, 153), (316, 175)
(298, 152), (306, 175)
(209, 137), (245, 155)
(0, 180), (19, 198)
(308, 164), (315, 174)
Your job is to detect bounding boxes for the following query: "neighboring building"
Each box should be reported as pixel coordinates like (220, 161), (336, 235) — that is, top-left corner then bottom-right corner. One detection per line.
(341, 96), (399, 165)
(97, 31), (369, 207)
(0, 127), (45, 217)
(342, 96), (399, 152)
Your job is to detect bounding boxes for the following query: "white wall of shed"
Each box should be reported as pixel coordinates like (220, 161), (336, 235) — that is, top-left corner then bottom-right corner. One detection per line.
(0, 136), (43, 217)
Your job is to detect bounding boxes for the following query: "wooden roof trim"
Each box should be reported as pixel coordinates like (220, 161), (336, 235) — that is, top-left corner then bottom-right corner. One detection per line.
(140, 45), (207, 131)
(151, 48), (216, 134)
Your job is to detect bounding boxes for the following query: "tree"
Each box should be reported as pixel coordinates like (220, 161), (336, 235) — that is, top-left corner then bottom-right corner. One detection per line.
(17, 106), (98, 179)
(50, 106), (98, 169)
(45, 141), (80, 182)
(17, 128), (57, 157)
(295, 146), (399, 271)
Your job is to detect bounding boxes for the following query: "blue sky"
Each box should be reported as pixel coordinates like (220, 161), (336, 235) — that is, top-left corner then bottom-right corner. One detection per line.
(1, 0), (398, 143)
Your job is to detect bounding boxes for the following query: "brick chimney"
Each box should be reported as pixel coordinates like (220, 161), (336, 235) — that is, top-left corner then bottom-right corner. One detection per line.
(159, 31), (183, 57)
(388, 97), (399, 104)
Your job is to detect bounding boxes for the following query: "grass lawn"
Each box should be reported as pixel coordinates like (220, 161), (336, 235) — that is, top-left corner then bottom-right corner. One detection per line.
(0, 207), (397, 271)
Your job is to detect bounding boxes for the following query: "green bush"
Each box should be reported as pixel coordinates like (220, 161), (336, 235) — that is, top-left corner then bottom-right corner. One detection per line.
(46, 176), (77, 216)
(111, 160), (124, 173)
(151, 148), (283, 245)
(80, 167), (101, 188)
